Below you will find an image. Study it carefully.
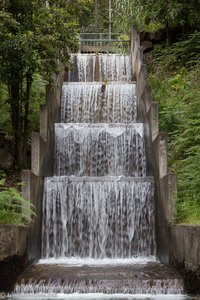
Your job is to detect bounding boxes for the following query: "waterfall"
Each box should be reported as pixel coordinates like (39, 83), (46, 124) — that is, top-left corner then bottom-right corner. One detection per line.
(61, 83), (136, 123)
(12, 53), (186, 298)
(42, 176), (155, 258)
(54, 123), (146, 176)
(68, 54), (132, 82)
(49, 54), (153, 258)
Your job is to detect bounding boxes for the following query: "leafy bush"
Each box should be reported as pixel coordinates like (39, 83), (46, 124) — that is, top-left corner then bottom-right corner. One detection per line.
(0, 170), (36, 226)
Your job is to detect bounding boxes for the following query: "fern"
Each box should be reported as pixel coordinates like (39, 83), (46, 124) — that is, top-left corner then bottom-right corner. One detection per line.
(0, 171), (36, 226)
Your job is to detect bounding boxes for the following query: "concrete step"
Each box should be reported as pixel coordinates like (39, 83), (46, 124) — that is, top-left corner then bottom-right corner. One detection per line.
(14, 260), (184, 295)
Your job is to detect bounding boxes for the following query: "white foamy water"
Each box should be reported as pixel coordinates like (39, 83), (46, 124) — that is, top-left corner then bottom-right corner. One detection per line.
(10, 294), (192, 300)
(38, 256), (157, 266)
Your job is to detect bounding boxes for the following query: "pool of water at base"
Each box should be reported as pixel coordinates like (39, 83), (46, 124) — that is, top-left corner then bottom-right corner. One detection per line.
(7, 293), (197, 300)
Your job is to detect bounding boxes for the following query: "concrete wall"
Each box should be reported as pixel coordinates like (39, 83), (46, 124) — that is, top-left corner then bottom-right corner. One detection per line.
(170, 225), (200, 273)
(0, 226), (28, 261)
(170, 225), (200, 294)
(0, 226), (28, 293)
(131, 26), (172, 261)
(131, 26), (200, 293)
(21, 71), (65, 261)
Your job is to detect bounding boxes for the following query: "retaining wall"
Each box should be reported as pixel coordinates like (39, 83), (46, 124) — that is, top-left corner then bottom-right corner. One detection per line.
(170, 225), (200, 294)
(22, 71), (65, 261)
(131, 26), (174, 262)
(0, 226), (28, 260)
(0, 226), (28, 292)
(131, 26), (200, 293)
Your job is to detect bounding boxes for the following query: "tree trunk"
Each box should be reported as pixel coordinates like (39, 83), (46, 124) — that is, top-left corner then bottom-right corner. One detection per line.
(8, 69), (33, 168)
(22, 73), (32, 162)
(8, 81), (22, 167)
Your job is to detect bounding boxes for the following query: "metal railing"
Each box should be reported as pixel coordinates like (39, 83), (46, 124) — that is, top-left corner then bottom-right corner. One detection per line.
(79, 33), (130, 53)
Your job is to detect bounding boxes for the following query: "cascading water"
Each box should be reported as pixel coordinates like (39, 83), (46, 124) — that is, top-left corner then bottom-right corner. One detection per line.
(42, 177), (155, 258)
(12, 53), (188, 299)
(61, 83), (136, 123)
(68, 54), (132, 82)
(54, 123), (146, 176)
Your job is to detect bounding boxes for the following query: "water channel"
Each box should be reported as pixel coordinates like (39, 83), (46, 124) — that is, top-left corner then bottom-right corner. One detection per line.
(8, 54), (197, 300)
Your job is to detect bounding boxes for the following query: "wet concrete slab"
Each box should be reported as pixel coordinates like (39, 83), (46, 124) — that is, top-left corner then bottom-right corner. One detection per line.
(15, 261), (184, 294)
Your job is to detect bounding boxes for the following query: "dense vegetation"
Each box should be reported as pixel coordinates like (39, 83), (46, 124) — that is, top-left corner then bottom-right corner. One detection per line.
(83, 0), (110, 32)
(0, 0), (93, 167)
(113, 0), (200, 35)
(149, 40), (200, 224)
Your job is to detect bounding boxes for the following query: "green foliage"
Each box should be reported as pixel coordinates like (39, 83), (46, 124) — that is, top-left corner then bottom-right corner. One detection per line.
(113, 0), (200, 33)
(0, 75), (46, 134)
(0, 0), (93, 165)
(83, 0), (110, 33)
(0, 83), (12, 133)
(29, 74), (47, 133)
(149, 44), (200, 224)
(0, 170), (36, 225)
(151, 32), (200, 70)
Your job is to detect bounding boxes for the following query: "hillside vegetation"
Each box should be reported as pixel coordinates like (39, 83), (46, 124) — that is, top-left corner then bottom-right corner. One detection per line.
(148, 35), (200, 223)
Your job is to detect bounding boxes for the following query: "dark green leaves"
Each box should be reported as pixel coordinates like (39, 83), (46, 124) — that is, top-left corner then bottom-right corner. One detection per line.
(0, 171), (36, 225)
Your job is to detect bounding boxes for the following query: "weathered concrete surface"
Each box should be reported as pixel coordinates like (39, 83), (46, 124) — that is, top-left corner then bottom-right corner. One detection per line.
(25, 72), (64, 261)
(170, 225), (200, 294)
(0, 226), (28, 292)
(131, 27), (171, 264)
(16, 262), (184, 294)
(0, 226), (28, 260)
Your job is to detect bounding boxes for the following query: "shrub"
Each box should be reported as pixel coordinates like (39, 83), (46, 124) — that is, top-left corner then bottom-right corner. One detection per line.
(0, 170), (36, 226)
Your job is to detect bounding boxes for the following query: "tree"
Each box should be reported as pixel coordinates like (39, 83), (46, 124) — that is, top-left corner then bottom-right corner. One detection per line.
(0, 0), (93, 167)
(113, 0), (200, 35)
(83, 0), (110, 33)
